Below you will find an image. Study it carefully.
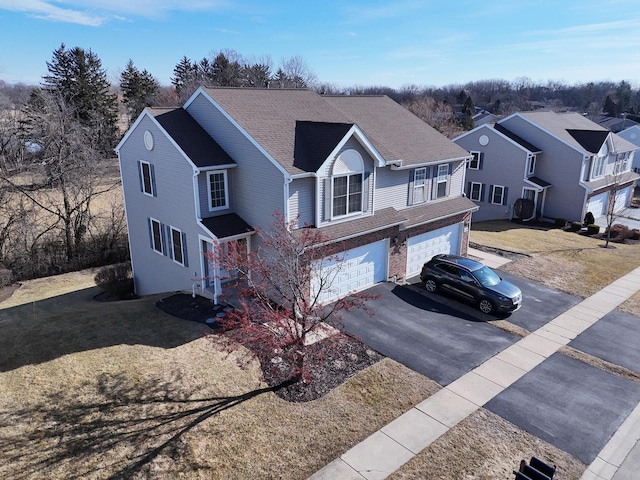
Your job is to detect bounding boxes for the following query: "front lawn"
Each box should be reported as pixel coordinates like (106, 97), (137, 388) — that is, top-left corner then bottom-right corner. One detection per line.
(0, 274), (437, 479)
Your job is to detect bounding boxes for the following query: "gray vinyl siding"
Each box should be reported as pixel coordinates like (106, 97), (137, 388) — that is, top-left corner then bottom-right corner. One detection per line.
(455, 127), (526, 222)
(186, 93), (285, 228)
(119, 115), (203, 295)
(376, 159), (467, 211)
(197, 168), (234, 217)
(289, 177), (315, 228)
(500, 116), (588, 221)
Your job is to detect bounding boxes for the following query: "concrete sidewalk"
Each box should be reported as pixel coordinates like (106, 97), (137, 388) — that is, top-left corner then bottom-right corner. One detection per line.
(309, 252), (640, 480)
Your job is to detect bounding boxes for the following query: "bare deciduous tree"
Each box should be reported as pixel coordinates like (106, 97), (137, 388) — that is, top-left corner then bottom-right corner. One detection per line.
(207, 214), (377, 383)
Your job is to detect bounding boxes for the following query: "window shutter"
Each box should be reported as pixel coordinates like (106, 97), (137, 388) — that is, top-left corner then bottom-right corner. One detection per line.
(161, 223), (167, 255)
(182, 232), (188, 267)
(166, 225), (173, 259)
(480, 184), (485, 202)
(479, 152), (484, 170)
(489, 185), (494, 203)
(362, 171), (370, 212)
(150, 164), (157, 197)
(466, 181), (471, 197)
(148, 218), (154, 249)
(503, 187), (509, 206)
(407, 169), (415, 206)
(446, 164), (452, 196)
(138, 161), (144, 192)
(323, 178), (331, 221)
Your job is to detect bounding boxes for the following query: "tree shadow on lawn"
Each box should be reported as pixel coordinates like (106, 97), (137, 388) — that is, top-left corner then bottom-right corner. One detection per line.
(0, 287), (213, 372)
(0, 372), (291, 480)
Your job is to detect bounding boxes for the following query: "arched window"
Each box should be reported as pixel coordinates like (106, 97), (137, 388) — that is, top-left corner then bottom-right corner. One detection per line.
(332, 150), (364, 217)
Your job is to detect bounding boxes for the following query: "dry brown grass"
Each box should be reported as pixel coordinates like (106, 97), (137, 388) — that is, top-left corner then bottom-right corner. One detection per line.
(389, 409), (585, 479)
(0, 276), (438, 480)
(2, 219), (638, 479)
(471, 220), (640, 316)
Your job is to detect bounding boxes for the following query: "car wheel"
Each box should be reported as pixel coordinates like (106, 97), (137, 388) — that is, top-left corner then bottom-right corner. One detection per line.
(424, 278), (438, 293)
(478, 298), (494, 315)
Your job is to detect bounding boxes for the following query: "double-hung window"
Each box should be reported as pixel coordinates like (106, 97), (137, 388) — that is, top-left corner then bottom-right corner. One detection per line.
(527, 155), (536, 176)
(150, 218), (163, 254)
(468, 152), (481, 170)
(435, 164), (449, 198)
(592, 155), (606, 178)
(491, 185), (506, 205)
(170, 226), (187, 266)
(331, 149), (364, 218)
(139, 161), (156, 196)
(207, 171), (228, 211)
(333, 174), (363, 216)
(413, 167), (426, 204)
(469, 182), (482, 201)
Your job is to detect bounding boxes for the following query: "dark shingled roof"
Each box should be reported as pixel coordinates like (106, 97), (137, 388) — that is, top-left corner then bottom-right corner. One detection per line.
(494, 123), (542, 153)
(293, 121), (353, 172)
(150, 107), (235, 168)
(201, 213), (254, 239)
(527, 176), (552, 188)
(566, 130), (610, 154)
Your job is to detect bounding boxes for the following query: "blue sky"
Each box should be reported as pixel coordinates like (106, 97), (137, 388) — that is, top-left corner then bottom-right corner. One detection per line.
(1, 0), (639, 90)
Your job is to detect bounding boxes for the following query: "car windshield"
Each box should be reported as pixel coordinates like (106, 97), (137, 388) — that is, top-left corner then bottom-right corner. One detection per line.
(472, 266), (501, 287)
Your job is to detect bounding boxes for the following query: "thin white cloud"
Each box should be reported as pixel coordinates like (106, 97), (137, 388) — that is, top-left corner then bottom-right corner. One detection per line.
(0, 0), (231, 25)
(0, 0), (106, 26)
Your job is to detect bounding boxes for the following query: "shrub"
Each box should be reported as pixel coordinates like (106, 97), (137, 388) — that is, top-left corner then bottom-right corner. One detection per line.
(555, 218), (567, 228)
(569, 221), (583, 232)
(94, 262), (134, 299)
(586, 224), (600, 235)
(631, 229), (640, 240)
(583, 211), (595, 226)
(607, 224), (629, 239)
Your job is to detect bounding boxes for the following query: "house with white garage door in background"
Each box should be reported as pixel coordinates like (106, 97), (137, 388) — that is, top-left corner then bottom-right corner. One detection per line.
(115, 87), (478, 304)
(454, 111), (639, 223)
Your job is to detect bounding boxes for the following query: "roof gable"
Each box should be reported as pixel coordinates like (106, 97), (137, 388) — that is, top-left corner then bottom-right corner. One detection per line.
(293, 121), (353, 172)
(566, 129), (609, 154)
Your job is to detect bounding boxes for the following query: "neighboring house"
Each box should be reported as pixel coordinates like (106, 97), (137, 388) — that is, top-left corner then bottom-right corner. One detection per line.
(115, 87), (477, 303)
(472, 109), (497, 127)
(454, 111), (639, 223)
(595, 115), (639, 133)
(617, 125), (640, 172)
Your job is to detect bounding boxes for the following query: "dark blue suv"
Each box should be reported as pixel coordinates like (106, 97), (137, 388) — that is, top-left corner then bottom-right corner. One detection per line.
(420, 254), (522, 315)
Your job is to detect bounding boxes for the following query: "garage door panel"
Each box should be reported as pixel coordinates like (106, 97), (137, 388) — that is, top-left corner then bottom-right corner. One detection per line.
(406, 224), (462, 277)
(588, 192), (607, 217)
(312, 240), (387, 304)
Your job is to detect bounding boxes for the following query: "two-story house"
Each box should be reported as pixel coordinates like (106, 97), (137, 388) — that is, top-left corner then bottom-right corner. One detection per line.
(116, 87), (477, 303)
(454, 111), (638, 223)
(617, 125), (640, 173)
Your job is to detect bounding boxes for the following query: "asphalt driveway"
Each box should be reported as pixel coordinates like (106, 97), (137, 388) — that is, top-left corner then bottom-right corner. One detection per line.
(340, 274), (580, 385)
(340, 272), (640, 467)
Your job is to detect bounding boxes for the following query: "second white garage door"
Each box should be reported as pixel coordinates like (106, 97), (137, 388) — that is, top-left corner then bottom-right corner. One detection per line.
(406, 223), (462, 277)
(312, 240), (387, 304)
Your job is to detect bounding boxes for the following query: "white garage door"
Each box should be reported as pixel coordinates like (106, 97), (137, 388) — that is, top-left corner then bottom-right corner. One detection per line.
(587, 192), (607, 217)
(406, 223), (462, 277)
(614, 186), (632, 212)
(312, 240), (387, 304)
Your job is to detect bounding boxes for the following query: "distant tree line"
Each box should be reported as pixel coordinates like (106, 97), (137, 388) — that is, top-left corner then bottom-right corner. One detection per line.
(1, 43), (639, 283)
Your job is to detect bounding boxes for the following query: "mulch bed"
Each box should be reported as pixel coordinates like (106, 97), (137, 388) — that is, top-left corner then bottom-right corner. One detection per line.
(156, 292), (384, 402)
(156, 293), (232, 328)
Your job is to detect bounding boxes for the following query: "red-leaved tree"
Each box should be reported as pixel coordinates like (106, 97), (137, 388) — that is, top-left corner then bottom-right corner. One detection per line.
(206, 213), (378, 385)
